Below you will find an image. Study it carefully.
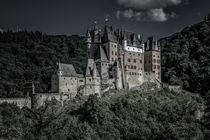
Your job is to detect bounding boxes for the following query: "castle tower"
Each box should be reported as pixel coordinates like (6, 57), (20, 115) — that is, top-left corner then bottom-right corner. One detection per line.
(144, 37), (161, 82)
(115, 61), (123, 90)
(86, 29), (92, 59)
(123, 33), (127, 48)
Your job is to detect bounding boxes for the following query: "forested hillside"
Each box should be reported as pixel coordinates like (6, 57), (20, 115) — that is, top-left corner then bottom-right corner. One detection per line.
(0, 90), (205, 139)
(0, 31), (86, 97)
(160, 19), (210, 95)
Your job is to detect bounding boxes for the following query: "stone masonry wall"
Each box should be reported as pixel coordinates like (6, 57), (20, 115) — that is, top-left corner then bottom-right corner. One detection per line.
(0, 98), (31, 108)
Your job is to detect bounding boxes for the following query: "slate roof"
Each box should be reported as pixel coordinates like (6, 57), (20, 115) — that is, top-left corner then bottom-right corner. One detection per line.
(95, 46), (109, 62)
(121, 31), (142, 47)
(85, 59), (100, 77)
(58, 63), (83, 77)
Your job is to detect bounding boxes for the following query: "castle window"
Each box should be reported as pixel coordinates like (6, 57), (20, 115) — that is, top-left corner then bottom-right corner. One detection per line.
(115, 52), (117, 56)
(149, 61), (151, 63)
(153, 59), (156, 63)
(140, 60), (142, 63)
(131, 65), (133, 69)
(112, 58), (114, 62)
(134, 66), (136, 69)
(132, 72), (134, 75)
(112, 51), (114, 55)
(114, 45), (117, 48)
(79, 80), (84, 82)
(128, 65), (130, 69)
(133, 59), (136, 63)
(102, 64), (104, 66)
(153, 55), (155, 57)
(158, 66), (160, 70)
(128, 58), (131, 62)
(158, 55), (160, 58)
(68, 89), (70, 91)
(138, 54), (140, 56)
(154, 65), (156, 69)
(130, 53), (131, 55)
(89, 78), (91, 81)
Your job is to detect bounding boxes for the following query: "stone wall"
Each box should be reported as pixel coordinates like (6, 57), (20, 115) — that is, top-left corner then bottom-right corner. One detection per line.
(126, 70), (144, 89)
(58, 76), (85, 98)
(0, 98), (31, 108)
(33, 93), (61, 108)
(84, 76), (101, 96)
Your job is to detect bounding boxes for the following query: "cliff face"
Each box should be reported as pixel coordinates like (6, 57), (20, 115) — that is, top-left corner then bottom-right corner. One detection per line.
(160, 18), (210, 95)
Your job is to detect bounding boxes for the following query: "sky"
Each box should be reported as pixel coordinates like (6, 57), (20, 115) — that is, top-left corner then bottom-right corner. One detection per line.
(0, 0), (209, 39)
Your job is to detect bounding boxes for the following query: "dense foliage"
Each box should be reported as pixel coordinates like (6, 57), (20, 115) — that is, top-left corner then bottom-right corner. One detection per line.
(160, 19), (210, 95)
(0, 31), (86, 97)
(0, 90), (205, 140)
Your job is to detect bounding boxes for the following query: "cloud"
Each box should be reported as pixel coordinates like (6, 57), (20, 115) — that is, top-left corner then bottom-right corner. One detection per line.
(117, 8), (175, 22)
(117, 0), (183, 10)
(116, 0), (185, 22)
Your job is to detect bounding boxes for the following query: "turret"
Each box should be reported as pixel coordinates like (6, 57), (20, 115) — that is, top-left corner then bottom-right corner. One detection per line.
(92, 63), (97, 78)
(57, 61), (62, 76)
(123, 34), (127, 48)
(86, 30), (91, 43)
(155, 40), (158, 50)
(86, 29), (91, 49)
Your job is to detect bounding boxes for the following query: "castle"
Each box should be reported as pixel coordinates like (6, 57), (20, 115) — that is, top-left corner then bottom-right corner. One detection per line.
(0, 22), (162, 108)
(50, 22), (161, 98)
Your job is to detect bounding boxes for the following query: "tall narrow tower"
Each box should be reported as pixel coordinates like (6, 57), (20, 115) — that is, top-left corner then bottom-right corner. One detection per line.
(144, 37), (161, 82)
(86, 29), (92, 59)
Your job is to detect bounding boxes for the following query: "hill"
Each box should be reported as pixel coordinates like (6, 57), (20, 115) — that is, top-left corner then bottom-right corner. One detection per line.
(0, 89), (205, 139)
(0, 31), (86, 97)
(160, 19), (210, 95)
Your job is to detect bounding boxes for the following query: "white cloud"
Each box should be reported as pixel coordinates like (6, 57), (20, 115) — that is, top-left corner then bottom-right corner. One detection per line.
(117, 0), (183, 10)
(115, 0), (183, 22)
(117, 8), (175, 22)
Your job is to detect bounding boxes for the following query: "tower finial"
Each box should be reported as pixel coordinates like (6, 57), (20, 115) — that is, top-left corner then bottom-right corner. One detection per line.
(105, 18), (108, 26)
(94, 21), (98, 30)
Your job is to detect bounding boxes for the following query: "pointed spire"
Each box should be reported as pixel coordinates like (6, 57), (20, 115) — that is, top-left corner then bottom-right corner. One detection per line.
(123, 33), (127, 40)
(94, 21), (98, 30)
(105, 17), (108, 26)
(133, 34), (137, 46)
(86, 29), (90, 37)
(57, 60), (62, 76)
(86, 29), (91, 44)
